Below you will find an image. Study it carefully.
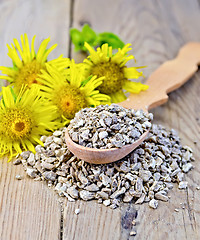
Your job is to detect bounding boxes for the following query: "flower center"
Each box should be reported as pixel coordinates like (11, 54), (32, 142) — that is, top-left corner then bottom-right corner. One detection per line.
(91, 62), (125, 94)
(54, 85), (87, 119)
(15, 60), (44, 90)
(15, 122), (25, 132)
(1, 108), (32, 140)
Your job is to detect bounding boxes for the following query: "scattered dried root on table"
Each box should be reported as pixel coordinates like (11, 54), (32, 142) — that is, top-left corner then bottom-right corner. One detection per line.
(15, 124), (194, 210)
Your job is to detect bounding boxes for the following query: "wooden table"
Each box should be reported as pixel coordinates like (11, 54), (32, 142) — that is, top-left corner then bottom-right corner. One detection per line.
(0, 1), (200, 239)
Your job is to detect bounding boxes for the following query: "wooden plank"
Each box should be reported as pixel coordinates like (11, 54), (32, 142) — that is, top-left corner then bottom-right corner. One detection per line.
(63, 201), (121, 240)
(0, 0), (71, 239)
(0, 158), (61, 240)
(0, 0), (71, 89)
(63, 0), (200, 239)
(148, 3), (200, 238)
(0, 0), (70, 62)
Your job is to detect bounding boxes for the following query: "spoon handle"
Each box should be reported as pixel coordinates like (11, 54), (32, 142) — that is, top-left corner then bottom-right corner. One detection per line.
(120, 42), (200, 111)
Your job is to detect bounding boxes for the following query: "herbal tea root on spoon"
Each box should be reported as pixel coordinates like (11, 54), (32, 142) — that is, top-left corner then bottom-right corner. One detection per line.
(65, 42), (200, 164)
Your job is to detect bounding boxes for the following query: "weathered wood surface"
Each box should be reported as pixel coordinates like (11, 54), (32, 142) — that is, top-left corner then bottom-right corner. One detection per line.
(69, 1), (200, 240)
(0, 0), (71, 239)
(0, 0), (200, 239)
(0, 158), (61, 240)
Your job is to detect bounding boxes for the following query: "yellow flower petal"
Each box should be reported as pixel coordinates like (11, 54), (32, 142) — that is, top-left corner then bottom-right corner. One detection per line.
(123, 67), (143, 79)
(7, 44), (22, 68)
(123, 80), (149, 94)
(109, 90), (127, 103)
(31, 35), (36, 60)
(41, 43), (58, 63)
(38, 61), (111, 122)
(83, 43), (147, 102)
(2, 86), (15, 107)
(0, 86), (60, 160)
(0, 34), (65, 93)
(36, 38), (50, 62)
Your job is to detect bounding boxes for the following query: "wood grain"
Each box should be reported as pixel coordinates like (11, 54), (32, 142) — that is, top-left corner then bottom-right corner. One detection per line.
(0, 0), (71, 239)
(64, 0), (200, 239)
(0, 0), (200, 239)
(0, 158), (61, 240)
(119, 42), (200, 111)
(0, 0), (70, 90)
(63, 200), (121, 240)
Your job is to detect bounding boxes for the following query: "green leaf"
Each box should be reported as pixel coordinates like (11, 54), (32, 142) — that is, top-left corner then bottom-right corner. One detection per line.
(70, 24), (125, 52)
(82, 24), (97, 44)
(97, 32), (125, 49)
(70, 24), (97, 52)
(70, 28), (84, 51)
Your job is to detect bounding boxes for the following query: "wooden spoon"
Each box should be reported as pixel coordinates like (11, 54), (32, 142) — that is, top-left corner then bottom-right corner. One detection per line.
(65, 42), (200, 164)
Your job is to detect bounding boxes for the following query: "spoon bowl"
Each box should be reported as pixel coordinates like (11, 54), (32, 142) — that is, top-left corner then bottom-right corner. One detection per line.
(65, 130), (149, 164)
(65, 42), (200, 164)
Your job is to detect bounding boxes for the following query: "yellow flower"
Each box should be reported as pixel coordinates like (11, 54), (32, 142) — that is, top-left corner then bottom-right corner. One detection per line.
(0, 34), (70, 92)
(83, 42), (148, 103)
(38, 60), (111, 123)
(0, 85), (60, 161)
